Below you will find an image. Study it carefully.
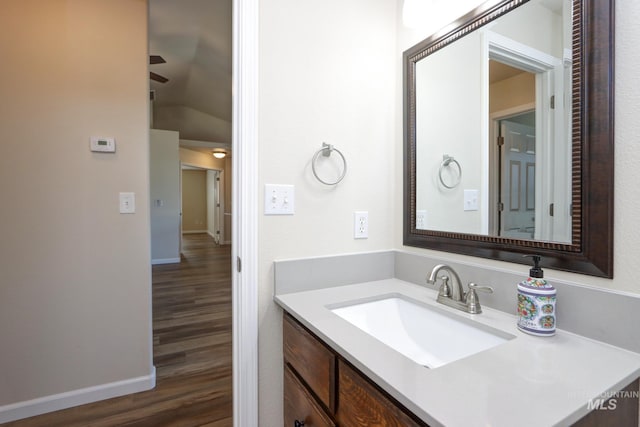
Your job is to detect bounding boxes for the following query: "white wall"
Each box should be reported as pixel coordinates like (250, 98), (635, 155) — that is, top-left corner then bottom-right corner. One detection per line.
(489, 0), (564, 58)
(396, 0), (640, 295)
(415, 31), (484, 233)
(150, 129), (181, 263)
(0, 0), (153, 418)
(258, 0), (398, 424)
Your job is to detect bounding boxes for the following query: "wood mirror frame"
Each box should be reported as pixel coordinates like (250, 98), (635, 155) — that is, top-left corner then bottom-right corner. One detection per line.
(403, 0), (614, 278)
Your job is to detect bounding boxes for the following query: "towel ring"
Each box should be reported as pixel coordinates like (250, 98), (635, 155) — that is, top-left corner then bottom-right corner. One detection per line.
(438, 155), (462, 189)
(312, 143), (347, 185)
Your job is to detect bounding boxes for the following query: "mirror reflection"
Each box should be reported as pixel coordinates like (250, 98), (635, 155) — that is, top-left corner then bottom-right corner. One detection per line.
(414, 0), (572, 243)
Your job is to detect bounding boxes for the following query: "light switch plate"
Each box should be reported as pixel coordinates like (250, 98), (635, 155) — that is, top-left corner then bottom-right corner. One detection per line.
(464, 189), (479, 211)
(119, 192), (136, 214)
(264, 184), (295, 215)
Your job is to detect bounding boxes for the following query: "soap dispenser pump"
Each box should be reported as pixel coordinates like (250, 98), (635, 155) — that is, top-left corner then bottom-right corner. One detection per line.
(517, 255), (556, 336)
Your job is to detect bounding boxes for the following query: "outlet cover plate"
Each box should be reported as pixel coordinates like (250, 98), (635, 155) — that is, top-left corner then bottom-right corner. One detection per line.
(354, 211), (368, 239)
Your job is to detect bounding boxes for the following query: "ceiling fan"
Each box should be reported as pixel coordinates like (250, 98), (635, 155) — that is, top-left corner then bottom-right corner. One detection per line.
(150, 55), (169, 83)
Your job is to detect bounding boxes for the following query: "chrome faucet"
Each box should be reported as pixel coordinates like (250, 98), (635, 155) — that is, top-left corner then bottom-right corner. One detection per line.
(426, 264), (493, 314)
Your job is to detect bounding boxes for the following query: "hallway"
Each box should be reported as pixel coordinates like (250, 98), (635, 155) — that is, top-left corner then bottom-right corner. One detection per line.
(5, 234), (233, 427)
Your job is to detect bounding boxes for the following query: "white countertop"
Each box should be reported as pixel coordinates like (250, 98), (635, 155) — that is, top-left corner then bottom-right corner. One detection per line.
(275, 279), (640, 427)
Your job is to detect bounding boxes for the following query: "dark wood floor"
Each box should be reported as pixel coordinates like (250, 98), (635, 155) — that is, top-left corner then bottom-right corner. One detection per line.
(4, 234), (233, 427)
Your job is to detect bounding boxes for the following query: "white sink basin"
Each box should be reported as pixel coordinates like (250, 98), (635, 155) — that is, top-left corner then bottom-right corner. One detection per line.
(330, 295), (514, 368)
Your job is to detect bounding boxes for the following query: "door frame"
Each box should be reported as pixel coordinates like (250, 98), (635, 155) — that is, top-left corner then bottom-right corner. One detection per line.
(482, 30), (564, 241)
(178, 164), (223, 245)
(232, 0), (259, 425)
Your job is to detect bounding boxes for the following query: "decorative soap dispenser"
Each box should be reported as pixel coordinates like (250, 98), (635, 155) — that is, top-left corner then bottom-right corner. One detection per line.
(517, 255), (556, 336)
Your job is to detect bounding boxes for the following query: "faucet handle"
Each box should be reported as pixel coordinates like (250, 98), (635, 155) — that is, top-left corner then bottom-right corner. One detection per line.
(468, 283), (493, 293)
(438, 276), (451, 298)
(465, 283), (493, 314)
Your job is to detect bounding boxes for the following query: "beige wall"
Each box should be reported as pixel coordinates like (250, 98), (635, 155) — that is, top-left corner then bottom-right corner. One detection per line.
(490, 71), (535, 114)
(258, 0), (398, 424)
(0, 0), (152, 411)
(180, 147), (226, 170)
(181, 170), (207, 232)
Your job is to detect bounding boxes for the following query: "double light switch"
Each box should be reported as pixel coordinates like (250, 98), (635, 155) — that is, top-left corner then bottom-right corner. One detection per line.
(264, 184), (295, 215)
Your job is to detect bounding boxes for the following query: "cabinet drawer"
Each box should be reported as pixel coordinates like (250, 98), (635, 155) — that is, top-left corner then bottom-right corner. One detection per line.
(284, 366), (336, 427)
(283, 313), (336, 411)
(336, 360), (427, 427)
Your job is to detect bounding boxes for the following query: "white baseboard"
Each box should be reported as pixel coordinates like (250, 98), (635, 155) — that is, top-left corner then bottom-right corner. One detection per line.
(182, 230), (208, 234)
(151, 257), (180, 265)
(0, 367), (156, 424)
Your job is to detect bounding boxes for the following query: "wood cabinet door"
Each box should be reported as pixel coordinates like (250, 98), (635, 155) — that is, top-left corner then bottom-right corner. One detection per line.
(283, 313), (336, 412)
(336, 360), (427, 427)
(284, 366), (336, 427)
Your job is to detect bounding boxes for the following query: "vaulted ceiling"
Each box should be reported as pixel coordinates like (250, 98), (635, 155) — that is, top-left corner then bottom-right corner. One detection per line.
(149, 0), (232, 149)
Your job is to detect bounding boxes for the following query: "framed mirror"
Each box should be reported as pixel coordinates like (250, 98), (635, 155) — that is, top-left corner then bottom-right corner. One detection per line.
(403, 0), (614, 277)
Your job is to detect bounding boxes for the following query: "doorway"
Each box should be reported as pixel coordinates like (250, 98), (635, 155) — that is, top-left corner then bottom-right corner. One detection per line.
(151, 1), (260, 424)
(180, 164), (225, 247)
(148, 0), (238, 424)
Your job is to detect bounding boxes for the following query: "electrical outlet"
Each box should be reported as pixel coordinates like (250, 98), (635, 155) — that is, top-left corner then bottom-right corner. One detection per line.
(354, 211), (368, 239)
(416, 210), (427, 229)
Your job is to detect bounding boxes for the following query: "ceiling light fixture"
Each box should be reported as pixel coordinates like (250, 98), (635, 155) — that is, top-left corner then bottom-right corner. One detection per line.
(212, 150), (226, 159)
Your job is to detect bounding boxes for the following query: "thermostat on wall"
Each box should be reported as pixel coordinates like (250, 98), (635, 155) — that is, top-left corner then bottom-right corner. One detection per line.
(90, 136), (116, 153)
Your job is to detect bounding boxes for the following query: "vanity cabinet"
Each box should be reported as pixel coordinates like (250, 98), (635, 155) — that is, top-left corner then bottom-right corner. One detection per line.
(283, 311), (640, 427)
(283, 313), (427, 427)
